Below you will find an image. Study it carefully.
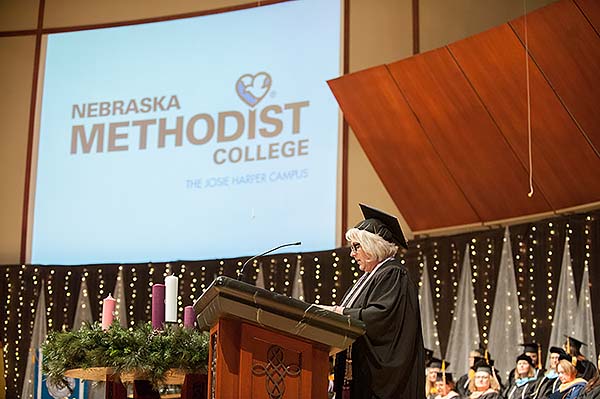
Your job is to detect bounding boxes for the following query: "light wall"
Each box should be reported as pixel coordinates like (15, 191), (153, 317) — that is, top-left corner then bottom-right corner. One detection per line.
(0, 0), (557, 263)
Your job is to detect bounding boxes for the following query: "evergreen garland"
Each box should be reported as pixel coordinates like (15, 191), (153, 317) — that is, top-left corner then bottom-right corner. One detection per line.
(42, 322), (209, 388)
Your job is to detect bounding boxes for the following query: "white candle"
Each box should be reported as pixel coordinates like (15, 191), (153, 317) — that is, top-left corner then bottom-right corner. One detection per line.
(165, 274), (179, 322)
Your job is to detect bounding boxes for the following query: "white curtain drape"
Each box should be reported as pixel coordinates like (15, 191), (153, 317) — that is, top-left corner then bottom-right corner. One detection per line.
(575, 262), (596, 361)
(445, 245), (480, 375)
(546, 236), (578, 366)
(488, 227), (523, 382)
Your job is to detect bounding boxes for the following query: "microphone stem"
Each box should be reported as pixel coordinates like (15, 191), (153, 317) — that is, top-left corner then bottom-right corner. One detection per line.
(237, 242), (301, 281)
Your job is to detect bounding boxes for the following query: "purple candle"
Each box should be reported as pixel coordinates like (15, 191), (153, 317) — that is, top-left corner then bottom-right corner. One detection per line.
(151, 284), (165, 330)
(183, 306), (195, 329)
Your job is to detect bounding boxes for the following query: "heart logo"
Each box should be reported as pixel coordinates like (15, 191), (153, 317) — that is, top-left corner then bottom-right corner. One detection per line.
(235, 72), (272, 107)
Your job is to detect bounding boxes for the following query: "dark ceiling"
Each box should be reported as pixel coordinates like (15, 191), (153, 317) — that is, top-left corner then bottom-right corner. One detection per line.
(329, 0), (600, 233)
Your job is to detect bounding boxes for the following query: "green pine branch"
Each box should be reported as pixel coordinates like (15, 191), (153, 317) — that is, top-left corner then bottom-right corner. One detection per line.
(42, 321), (209, 389)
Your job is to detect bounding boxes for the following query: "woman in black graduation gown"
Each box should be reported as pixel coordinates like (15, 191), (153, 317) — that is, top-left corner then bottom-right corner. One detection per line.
(548, 359), (587, 399)
(503, 354), (538, 399)
(468, 363), (502, 399)
(322, 204), (425, 399)
(435, 371), (463, 399)
(531, 347), (565, 398)
(580, 366), (600, 399)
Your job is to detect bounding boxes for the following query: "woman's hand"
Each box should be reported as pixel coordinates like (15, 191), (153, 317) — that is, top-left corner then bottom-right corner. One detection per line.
(315, 304), (344, 314)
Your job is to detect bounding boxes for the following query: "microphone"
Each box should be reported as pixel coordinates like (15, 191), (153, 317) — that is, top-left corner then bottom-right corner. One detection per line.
(237, 242), (302, 281)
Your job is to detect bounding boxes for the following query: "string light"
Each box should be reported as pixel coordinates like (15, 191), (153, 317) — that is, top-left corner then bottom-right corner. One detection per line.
(2, 211), (599, 398)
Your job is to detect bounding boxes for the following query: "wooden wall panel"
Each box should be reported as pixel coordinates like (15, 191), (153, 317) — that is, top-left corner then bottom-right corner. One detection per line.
(329, 0), (599, 232)
(448, 24), (600, 210)
(328, 66), (480, 231)
(510, 0), (600, 154)
(574, 0), (600, 33)
(388, 48), (551, 221)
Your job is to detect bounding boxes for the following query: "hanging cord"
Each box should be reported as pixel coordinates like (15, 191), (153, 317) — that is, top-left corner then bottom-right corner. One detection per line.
(524, 0), (534, 198)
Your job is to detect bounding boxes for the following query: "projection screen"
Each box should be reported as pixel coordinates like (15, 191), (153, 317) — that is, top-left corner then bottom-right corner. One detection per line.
(27, 0), (343, 265)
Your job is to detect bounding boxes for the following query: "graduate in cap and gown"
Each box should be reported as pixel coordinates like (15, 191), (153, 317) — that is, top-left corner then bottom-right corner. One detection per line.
(459, 351), (503, 397)
(468, 362), (502, 399)
(564, 335), (597, 381)
(580, 356), (600, 399)
(435, 369), (463, 399)
(326, 204), (425, 399)
(503, 353), (538, 399)
(427, 357), (444, 399)
(456, 349), (485, 397)
(548, 357), (588, 399)
(507, 343), (544, 388)
(532, 347), (567, 399)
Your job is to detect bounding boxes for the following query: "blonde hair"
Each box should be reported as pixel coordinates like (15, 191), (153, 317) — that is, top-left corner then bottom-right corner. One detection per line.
(425, 367), (439, 396)
(467, 372), (500, 393)
(346, 228), (398, 262)
(558, 359), (577, 379)
(513, 361), (536, 380)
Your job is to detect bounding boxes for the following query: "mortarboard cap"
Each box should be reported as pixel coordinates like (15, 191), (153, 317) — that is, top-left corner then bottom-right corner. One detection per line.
(427, 357), (446, 369)
(425, 348), (434, 359)
(516, 353), (535, 367)
(356, 204), (408, 249)
(558, 352), (572, 362)
(564, 335), (586, 350)
(472, 356), (487, 366)
(520, 342), (540, 353)
(558, 355), (588, 375)
(436, 371), (454, 383)
(550, 346), (567, 356)
(473, 361), (493, 375)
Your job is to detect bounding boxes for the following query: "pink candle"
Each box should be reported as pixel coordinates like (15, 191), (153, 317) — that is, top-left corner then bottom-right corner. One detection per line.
(183, 306), (195, 329)
(101, 293), (116, 330)
(151, 284), (165, 330)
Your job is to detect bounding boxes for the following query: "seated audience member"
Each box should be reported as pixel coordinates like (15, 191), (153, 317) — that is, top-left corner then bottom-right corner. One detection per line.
(532, 347), (567, 398)
(504, 353), (538, 399)
(508, 343), (544, 388)
(549, 358), (587, 399)
(469, 363), (502, 399)
(435, 371), (463, 399)
(457, 349), (497, 397)
(564, 335), (598, 381)
(457, 349), (484, 396)
(427, 357), (444, 399)
(580, 362), (600, 399)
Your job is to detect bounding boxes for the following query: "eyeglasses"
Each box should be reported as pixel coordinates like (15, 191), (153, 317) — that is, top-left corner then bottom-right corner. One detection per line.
(349, 242), (361, 252)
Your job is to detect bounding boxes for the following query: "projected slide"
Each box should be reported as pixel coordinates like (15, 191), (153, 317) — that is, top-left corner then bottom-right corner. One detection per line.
(29, 0), (342, 264)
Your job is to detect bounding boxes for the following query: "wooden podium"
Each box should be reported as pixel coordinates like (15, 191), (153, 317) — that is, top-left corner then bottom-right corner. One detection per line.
(193, 276), (365, 399)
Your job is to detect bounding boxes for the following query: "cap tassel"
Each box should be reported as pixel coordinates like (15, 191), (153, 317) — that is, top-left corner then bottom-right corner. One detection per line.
(537, 344), (542, 369)
(566, 338), (571, 355)
(442, 360), (446, 386)
(468, 369), (475, 381)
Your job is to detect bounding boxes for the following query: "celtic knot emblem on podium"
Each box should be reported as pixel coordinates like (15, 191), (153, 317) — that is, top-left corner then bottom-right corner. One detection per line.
(252, 345), (301, 399)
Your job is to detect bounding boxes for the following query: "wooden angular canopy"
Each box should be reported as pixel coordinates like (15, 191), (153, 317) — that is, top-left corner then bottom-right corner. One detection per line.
(329, 0), (600, 233)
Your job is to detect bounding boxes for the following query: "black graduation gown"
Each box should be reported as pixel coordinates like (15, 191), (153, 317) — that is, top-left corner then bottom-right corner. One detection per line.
(477, 393), (501, 399)
(504, 377), (537, 399)
(532, 373), (560, 399)
(580, 386), (600, 399)
(334, 258), (425, 399)
(579, 359), (598, 381)
(457, 374), (471, 397)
